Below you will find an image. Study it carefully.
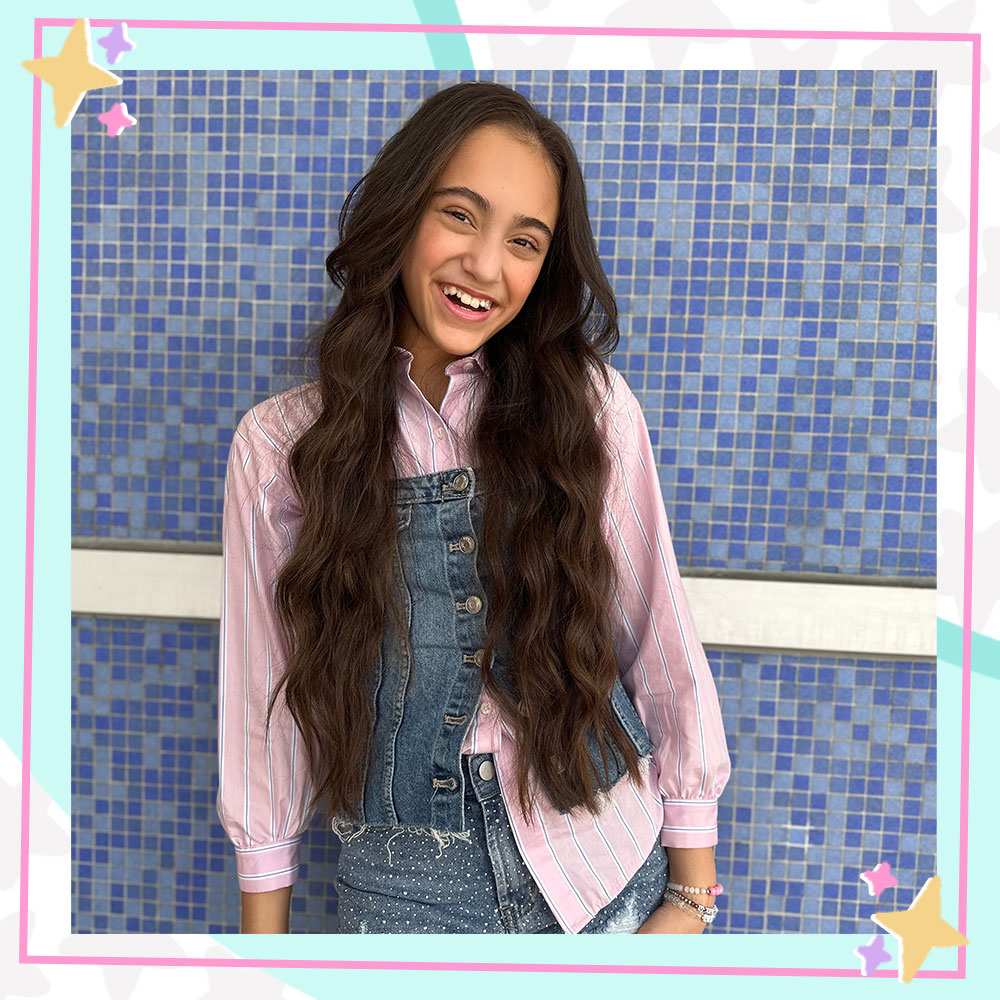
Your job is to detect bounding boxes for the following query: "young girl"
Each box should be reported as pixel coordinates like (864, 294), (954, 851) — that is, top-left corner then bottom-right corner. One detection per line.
(217, 80), (731, 935)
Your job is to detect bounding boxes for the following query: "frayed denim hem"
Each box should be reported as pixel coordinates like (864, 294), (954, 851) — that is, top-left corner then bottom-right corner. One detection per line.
(330, 816), (473, 863)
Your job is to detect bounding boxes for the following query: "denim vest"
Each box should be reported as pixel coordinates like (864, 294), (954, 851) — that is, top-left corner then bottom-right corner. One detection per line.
(351, 466), (654, 834)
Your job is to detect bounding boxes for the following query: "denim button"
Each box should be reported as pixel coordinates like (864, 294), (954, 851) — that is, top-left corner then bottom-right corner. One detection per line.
(474, 649), (485, 667)
(459, 535), (476, 553)
(452, 473), (469, 491)
(465, 596), (482, 614)
(478, 760), (496, 780)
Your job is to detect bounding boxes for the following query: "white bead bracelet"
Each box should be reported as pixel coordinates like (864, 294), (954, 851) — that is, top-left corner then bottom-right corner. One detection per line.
(666, 880), (724, 896)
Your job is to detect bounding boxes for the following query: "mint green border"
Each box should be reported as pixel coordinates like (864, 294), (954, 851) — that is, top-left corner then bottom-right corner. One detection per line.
(1, 4), (991, 995)
(939, 618), (1000, 677)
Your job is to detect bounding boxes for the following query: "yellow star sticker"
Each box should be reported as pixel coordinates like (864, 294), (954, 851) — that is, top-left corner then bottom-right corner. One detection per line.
(872, 875), (969, 983)
(22, 18), (122, 127)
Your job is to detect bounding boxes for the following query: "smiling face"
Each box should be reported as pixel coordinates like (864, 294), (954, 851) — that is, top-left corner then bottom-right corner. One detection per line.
(397, 124), (560, 374)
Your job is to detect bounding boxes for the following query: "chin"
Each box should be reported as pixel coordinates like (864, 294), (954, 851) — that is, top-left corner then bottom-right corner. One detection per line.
(433, 328), (492, 353)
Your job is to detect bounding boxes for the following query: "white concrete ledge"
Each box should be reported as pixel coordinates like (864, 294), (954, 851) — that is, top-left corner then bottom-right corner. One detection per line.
(73, 550), (222, 623)
(678, 576), (936, 658)
(71, 549), (936, 658)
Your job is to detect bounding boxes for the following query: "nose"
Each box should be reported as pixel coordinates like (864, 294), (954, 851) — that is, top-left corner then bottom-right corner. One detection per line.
(460, 230), (502, 288)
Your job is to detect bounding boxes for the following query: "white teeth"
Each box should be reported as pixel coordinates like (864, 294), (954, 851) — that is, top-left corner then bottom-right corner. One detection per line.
(442, 284), (491, 310)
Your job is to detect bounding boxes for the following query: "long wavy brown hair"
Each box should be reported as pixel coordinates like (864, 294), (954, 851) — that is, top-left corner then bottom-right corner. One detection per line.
(265, 80), (644, 825)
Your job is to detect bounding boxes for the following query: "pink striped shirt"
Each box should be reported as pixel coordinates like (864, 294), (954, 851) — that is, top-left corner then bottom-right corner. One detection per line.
(217, 343), (731, 933)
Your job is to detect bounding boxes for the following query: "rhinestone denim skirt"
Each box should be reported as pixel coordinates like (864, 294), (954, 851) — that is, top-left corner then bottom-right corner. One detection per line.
(334, 752), (669, 934)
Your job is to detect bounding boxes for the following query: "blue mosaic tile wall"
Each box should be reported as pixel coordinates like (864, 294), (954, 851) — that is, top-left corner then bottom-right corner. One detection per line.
(71, 615), (935, 934)
(71, 68), (937, 578)
(714, 650), (936, 932)
(70, 615), (341, 934)
(70, 70), (938, 934)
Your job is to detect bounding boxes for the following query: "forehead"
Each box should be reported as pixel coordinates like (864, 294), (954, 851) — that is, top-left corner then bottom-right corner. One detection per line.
(436, 125), (559, 223)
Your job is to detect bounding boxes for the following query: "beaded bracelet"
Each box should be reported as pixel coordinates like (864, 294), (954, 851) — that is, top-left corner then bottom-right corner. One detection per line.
(666, 880), (724, 897)
(663, 886), (719, 913)
(662, 888), (718, 925)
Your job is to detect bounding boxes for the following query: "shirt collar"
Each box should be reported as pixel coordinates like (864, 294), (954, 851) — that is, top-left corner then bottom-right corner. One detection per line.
(393, 342), (490, 376)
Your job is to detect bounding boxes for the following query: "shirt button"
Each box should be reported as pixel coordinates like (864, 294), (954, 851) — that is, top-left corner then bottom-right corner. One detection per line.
(465, 595), (482, 614)
(464, 362), (475, 371)
(480, 700), (493, 716)
(435, 427), (444, 438)
(478, 760), (496, 781)
(458, 535), (476, 554)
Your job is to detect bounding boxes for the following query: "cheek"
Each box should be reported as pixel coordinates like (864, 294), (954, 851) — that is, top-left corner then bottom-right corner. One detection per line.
(401, 244), (428, 289)
(411, 225), (459, 272)
(401, 223), (445, 287)
(509, 264), (545, 306)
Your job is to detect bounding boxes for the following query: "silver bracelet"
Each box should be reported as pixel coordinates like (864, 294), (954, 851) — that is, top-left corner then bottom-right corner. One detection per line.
(663, 886), (717, 912)
(662, 892), (718, 924)
(662, 887), (719, 924)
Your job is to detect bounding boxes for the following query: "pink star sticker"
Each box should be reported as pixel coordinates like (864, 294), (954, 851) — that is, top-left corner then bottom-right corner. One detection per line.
(860, 861), (899, 897)
(854, 933), (893, 976)
(97, 101), (137, 137)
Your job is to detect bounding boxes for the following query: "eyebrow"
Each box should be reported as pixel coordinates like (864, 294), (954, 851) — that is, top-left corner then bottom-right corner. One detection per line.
(432, 185), (554, 243)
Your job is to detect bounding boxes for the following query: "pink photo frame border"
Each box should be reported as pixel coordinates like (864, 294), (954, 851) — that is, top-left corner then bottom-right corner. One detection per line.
(22, 17), (980, 980)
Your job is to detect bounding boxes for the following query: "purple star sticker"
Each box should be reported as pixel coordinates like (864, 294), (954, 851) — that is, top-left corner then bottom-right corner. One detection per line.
(860, 861), (899, 897)
(96, 21), (136, 65)
(854, 933), (892, 976)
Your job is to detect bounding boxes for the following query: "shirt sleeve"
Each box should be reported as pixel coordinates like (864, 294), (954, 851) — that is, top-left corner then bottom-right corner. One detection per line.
(598, 367), (732, 848)
(216, 406), (317, 892)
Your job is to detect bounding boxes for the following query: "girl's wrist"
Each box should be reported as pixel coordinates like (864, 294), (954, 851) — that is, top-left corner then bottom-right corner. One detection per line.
(664, 846), (717, 893)
(661, 848), (722, 919)
(660, 900), (708, 932)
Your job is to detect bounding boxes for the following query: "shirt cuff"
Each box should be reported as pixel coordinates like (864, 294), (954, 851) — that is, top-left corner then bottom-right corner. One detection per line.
(234, 837), (302, 892)
(659, 798), (720, 848)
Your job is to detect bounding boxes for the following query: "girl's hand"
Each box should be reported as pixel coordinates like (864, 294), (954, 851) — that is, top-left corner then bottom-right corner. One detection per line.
(635, 901), (707, 934)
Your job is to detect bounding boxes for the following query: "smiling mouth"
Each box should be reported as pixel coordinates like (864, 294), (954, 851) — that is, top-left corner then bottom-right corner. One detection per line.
(439, 283), (495, 312)
(437, 283), (496, 321)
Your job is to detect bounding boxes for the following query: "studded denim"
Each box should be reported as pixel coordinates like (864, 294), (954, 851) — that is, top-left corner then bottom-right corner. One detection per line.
(335, 752), (669, 934)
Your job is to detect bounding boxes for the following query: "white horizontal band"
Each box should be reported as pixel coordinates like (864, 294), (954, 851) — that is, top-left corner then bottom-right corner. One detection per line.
(679, 575), (935, 657)
(70, 549), (936, 657)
